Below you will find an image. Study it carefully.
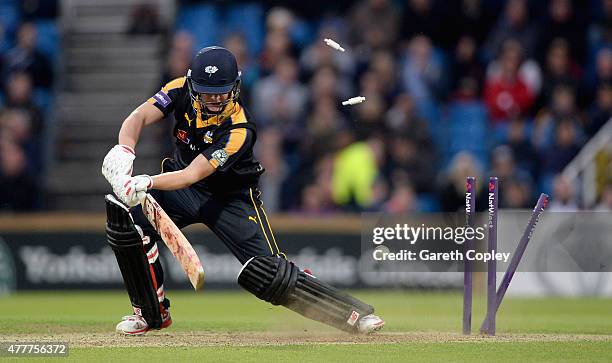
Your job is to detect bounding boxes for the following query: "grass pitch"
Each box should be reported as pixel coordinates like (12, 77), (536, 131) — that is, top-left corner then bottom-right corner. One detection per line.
(1, 290), (611, 362)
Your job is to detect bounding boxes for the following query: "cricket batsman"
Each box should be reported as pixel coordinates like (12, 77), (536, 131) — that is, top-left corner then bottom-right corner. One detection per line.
(101, 46), (384, 335)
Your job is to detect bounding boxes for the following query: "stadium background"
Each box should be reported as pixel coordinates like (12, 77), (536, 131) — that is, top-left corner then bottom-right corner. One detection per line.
(0, 0), (610, 295)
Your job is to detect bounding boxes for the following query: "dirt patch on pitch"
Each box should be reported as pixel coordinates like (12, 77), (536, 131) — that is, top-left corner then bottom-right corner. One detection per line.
(0, 332), (610, 347)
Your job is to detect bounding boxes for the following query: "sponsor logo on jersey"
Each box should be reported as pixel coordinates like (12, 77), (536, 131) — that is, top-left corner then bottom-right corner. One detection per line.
(203, 131), (213, 143)
(153, 91), (171, 107)
(176, 129), (190, 144)
(184, 112), (195, 126)
(211, 149), (228, 167)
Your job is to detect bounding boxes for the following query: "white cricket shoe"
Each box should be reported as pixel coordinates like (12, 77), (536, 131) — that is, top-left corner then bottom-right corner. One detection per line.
(115, 310), (172, 335)
(357, 314), (385, 334)
(116, 315), (149, 335)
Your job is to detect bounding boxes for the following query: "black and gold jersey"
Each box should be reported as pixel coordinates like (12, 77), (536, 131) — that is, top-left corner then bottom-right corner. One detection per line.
(147, 77), (264, 193)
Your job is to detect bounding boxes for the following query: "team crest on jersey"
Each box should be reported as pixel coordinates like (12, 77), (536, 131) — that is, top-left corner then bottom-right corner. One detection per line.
(211, 149), (228, 166)
(203, 131), (213, 143)
(205, 65), (218, 76)
(176, 129), (190, 144)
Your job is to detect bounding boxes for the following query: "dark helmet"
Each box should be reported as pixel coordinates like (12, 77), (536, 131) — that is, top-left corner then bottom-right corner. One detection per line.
(187, 46), (241, 114)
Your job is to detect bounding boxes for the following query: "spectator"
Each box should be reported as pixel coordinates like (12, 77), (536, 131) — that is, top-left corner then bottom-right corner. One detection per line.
(588, 0), (612, 55)
(401, 35), (447, 104)
(256, 128), (287, 213)
(224, 33), (259, 101)
(538, 0), (587, 65)
(0, 140), (38, 211)
(299, 95), (348, 165)
(368, 50), (400, 103)
(259, 8), (295, 76)
(384, 133), (436, 193)
(451, 35), (484, 97)
(352, 92), (386, 140)
(548, 174), (578, 211)
(447, 0), (495, 46)
(3, 72), (42, 138)
(540, 118), (582, 178)
(0, 109), (32, 145)
(438, 151), (487, 212)
(487, 145), (533, 206)
(584, 47), (612, 98)
(537, 38), (581, 110)
(359, 70), (384, 96)
(349, 0), (399, 48)
(585, 82), (612, 137)
(382, 178), (417, 213)
(483, 40), (535, 122)
(533, 83), (581, 149)
(300, 154), (336, 213)
(505, 116), (538, 177)
(384, 93), (436, 192)
(3, 22), (53, 88)
(299, 184), (335, 215)
(332, 136), (384, 210)
(251, 56), (307, 127)
(595, 184), (612, 211)
(502, 176), (532, 208)
(384, 93), (434, 151)
(127, 4), (162, 34)
(308, 65), (351, 103)
(160, 31), (193, 85)
(483, 0), (539, 61)
(400, 0), (446, 48)
(19, 0), (58, 20)
(486, 39), (542, 101)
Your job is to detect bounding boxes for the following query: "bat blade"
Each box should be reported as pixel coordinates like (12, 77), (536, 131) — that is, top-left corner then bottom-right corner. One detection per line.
(141, 193), (205, 290)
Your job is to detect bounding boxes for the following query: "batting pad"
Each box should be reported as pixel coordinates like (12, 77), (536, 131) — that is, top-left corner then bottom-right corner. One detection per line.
(105, 194), (162, 328)
(238, 256), (374, 333)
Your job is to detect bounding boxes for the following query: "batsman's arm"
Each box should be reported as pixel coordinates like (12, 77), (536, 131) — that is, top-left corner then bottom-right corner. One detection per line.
(147, 127), (251, 191)
(150, 155), (215, 190)
(118, 102), (164, 149)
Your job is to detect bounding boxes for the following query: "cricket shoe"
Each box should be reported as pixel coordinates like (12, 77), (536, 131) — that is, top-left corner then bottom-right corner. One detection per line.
(115, 310), (172, 335)
(357, 314), (385, 334)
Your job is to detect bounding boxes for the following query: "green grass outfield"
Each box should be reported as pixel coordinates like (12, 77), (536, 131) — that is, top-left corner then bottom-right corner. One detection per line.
(0, 290), (611, 362)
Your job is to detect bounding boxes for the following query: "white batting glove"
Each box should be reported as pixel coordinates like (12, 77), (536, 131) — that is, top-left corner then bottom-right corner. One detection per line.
(102, 145), (136, 186)
(116, 174), (153, 207)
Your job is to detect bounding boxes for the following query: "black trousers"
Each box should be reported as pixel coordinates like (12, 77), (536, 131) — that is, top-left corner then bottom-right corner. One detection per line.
(129, 158), (284, 299)
(131, 185), (284, 262)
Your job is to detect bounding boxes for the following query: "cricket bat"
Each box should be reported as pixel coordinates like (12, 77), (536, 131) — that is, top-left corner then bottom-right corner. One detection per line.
(141, 193), (205, 290)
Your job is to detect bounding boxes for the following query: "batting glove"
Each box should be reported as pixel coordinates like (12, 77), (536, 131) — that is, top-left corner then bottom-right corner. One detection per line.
(118, 174), (153, 207)
(102, 145), (136, 186)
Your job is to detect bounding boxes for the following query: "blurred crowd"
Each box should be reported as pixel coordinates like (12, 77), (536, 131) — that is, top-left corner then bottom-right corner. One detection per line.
(162, 0), (611, 213)
(1, 0), (611, 213)
(0, 0), (58, 211)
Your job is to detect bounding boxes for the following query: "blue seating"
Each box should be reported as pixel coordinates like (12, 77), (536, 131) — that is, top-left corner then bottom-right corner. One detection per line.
(35, 20), (59, 62)
(415, 99), (441, 132)
(444, 101), (489, 167)
(416, 193), (440, 212)
(225, 3), (263, 54)
(33, 87), (53, 114)
(0, 2), (20, 52)
(175, 4), (219, 52)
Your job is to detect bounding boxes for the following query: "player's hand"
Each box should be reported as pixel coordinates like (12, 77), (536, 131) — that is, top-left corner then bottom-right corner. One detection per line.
(102, 145), (136, 186)
(117, 174), (153, 207)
